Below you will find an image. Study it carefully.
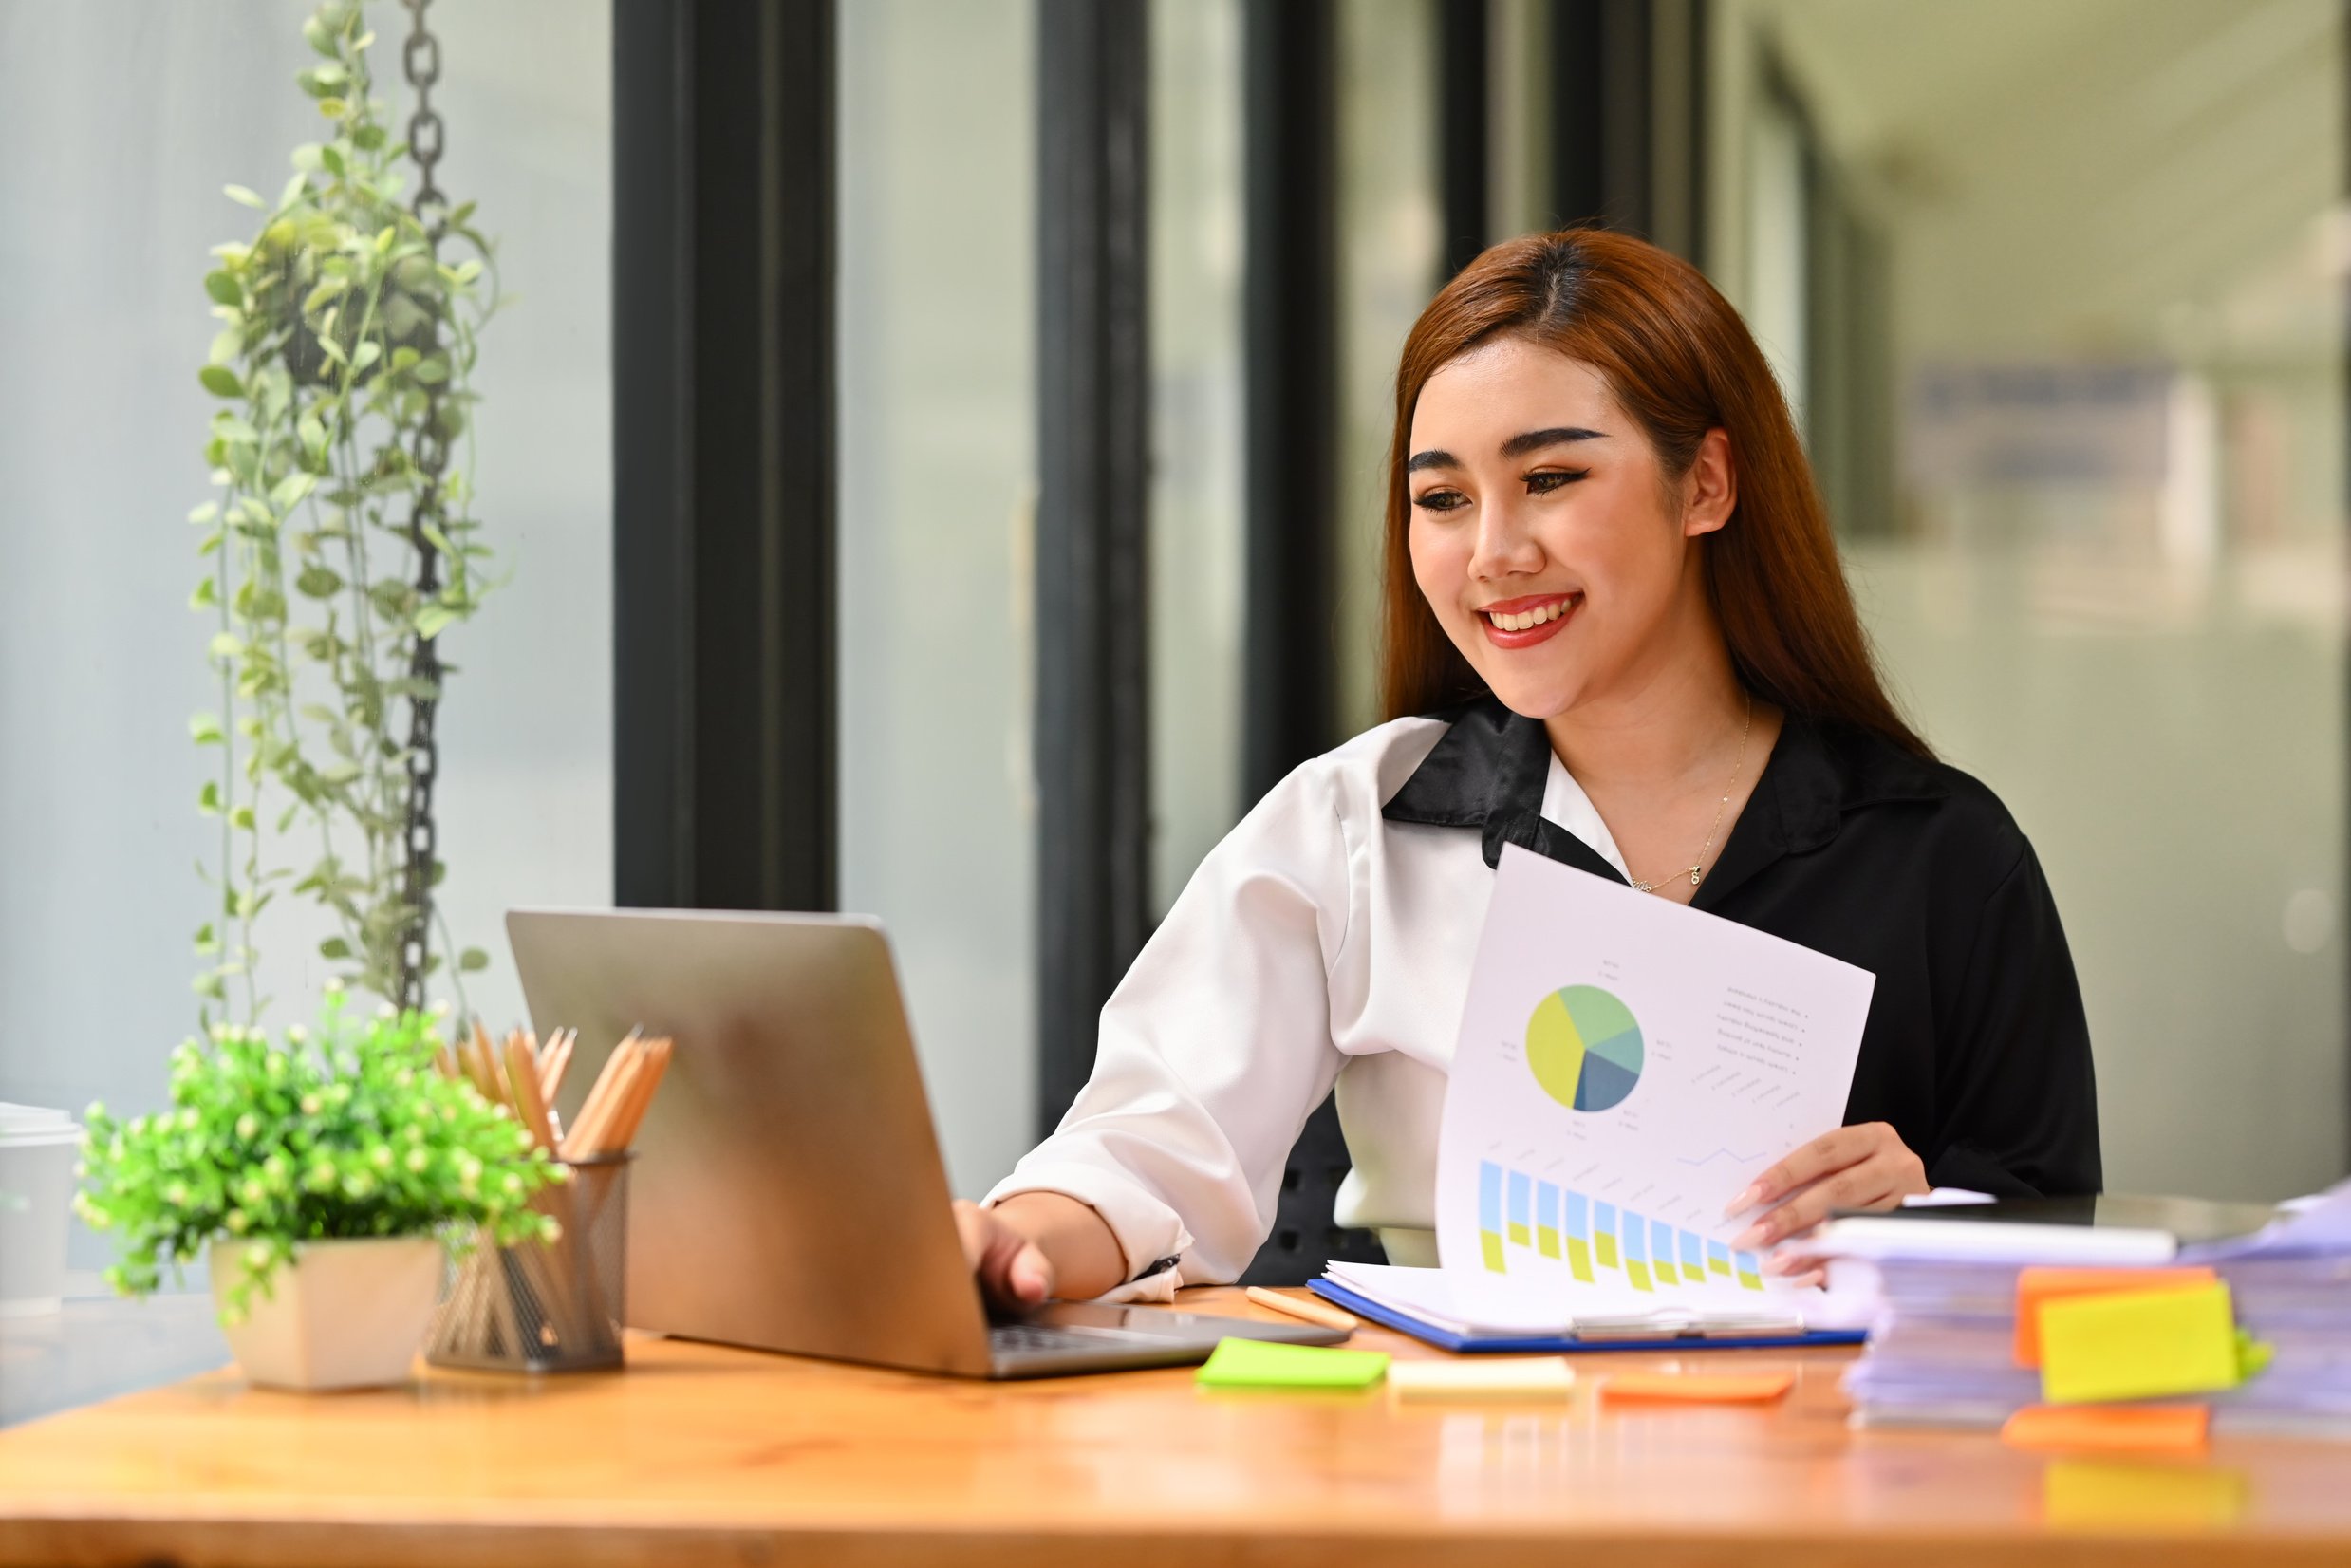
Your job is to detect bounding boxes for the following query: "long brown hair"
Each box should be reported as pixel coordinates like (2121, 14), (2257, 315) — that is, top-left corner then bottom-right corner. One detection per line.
(1378, 228), (1930, 758)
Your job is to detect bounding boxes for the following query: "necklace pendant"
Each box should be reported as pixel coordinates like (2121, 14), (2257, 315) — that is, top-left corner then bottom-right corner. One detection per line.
(1687, 866), (1703, 887)
(1629, 876), (1655, 893)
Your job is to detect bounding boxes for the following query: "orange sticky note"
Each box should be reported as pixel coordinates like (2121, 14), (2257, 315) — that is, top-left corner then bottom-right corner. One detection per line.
(2002, 1403), (2210, 1454)
(1600, 1371), (1795, 1405)
(2014, 1267), (2217, 1367)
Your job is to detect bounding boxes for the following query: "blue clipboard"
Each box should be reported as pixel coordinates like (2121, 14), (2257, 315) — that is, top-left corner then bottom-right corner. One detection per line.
(1308, 1278), (1868, 1353)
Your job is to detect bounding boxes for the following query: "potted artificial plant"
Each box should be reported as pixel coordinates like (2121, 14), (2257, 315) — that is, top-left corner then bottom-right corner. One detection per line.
(76, 992), (559, 1390)
(76, 1), (518, 1390)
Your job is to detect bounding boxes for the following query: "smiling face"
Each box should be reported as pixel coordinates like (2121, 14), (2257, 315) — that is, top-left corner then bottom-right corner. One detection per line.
(1406, 336), (1731, 721)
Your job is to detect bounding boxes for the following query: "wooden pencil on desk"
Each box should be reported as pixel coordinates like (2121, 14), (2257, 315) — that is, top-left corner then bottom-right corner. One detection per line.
(1245, 1285), (1359, 1334)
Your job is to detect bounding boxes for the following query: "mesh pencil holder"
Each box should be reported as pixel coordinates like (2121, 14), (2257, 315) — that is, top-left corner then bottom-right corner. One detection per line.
(425, 1154), (631, 1373)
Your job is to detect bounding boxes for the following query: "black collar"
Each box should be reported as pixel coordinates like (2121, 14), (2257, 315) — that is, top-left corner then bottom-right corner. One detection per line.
(1381, 697), (1949, 910)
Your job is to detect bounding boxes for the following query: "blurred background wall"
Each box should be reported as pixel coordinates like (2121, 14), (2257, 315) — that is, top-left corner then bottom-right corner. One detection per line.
(1711, 0), (2347, 1198)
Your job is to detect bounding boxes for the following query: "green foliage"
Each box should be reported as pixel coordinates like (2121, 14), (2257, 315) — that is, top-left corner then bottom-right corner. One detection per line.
(76, 988), (561, 1323)
(194, 0), (505, 1024)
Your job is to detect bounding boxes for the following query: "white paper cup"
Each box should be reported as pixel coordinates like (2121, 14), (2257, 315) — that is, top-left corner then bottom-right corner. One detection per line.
(0, 1103), (83, 1318)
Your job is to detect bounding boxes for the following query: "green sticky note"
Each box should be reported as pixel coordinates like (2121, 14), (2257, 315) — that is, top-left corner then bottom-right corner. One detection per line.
(1194, 1338), (1390, 1391)
(2040, 1281), (2244, 1405)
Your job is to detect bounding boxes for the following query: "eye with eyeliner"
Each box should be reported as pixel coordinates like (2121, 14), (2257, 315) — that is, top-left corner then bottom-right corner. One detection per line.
(1526, 468), (1589, 494)
(1412, 487), (1470, 513)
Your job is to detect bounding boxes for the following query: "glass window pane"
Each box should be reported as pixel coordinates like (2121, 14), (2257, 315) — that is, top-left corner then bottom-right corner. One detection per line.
(837, 0), (1037, 1197)
(1148, 0), (1247, 916)
(1335, 0), (1442, 737)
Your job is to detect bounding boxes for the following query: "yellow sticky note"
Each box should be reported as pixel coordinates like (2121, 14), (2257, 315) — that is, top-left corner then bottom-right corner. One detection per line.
(2039, 1282), (2241, 1404)
(1389, 1356), (1574, 1402)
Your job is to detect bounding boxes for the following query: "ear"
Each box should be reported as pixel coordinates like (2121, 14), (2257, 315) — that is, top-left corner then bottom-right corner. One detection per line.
(1681, 428), (1736, 538)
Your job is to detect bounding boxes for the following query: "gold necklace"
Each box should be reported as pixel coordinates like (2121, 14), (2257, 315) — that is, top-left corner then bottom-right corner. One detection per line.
(1628, 692), (1753, 894)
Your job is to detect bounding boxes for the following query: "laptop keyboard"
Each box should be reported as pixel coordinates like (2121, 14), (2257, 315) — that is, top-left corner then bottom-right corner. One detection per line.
(989, 1321), (1162, 1353)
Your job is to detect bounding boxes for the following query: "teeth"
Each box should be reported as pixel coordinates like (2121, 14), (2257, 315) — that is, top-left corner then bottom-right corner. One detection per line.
(1490, 599), (1571, 632)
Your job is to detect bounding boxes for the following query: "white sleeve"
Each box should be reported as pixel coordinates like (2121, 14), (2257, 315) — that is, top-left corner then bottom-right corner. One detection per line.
(984, 756), (1361, 1291)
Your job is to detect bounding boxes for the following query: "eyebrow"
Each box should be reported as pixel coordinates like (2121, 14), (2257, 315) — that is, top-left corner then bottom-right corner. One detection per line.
(1406, 426), (1610, 473)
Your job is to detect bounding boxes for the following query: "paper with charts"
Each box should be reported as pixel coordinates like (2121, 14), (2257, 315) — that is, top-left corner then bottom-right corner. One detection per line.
(1435, 843), (1876, 1321)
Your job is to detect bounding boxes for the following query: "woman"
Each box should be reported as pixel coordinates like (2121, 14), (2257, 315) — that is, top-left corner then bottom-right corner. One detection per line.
(959, 229), (2100, 1309)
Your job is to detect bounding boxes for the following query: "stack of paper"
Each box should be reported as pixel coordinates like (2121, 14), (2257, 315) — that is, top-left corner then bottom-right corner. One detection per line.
(1826, 1182), (2351, 1437)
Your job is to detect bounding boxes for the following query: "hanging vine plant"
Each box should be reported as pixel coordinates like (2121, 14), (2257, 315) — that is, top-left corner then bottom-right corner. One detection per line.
(190, 0), (500, 1026)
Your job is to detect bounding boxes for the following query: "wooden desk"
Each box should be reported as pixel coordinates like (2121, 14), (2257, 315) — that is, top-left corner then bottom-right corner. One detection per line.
(1, 1286), (2346, 1567)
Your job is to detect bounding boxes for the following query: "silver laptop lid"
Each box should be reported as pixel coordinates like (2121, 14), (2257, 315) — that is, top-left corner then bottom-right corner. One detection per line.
(506, 909), (996, 1377)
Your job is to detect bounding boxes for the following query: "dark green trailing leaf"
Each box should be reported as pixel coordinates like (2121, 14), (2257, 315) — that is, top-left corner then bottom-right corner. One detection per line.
(197, 780), (221, 814)
(204, 271), (242, 307)
(295, 564), (343, 600)
(458, 948), (491, 974)
(368, 579), (413, 621)
(198, 365), (243, 398)
(319, 936), (352, 960)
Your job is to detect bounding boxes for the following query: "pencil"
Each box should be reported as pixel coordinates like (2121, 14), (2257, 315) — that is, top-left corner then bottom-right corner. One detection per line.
(1245, 1285), (1359, 1334)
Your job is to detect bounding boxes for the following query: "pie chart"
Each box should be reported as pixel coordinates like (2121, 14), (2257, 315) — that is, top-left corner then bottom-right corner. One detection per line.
(1525, 983), (1644, 1112)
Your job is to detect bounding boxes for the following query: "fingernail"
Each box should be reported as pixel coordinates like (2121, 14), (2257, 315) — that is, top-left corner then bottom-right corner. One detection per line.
(1724, 1184), (1763, 1217)
(1731, 1223), (1766, 1251)
(1760, 1253), (1796, 1276)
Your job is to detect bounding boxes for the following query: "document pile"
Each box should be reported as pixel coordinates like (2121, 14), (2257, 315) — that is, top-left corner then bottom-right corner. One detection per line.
(1822, 1184), (2351, 1438)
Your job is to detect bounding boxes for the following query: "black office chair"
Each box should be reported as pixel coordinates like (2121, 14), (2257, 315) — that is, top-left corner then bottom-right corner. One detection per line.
(1239, 1093), (1387, 1285)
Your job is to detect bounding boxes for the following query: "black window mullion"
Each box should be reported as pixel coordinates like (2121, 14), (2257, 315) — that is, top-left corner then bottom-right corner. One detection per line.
(613, 0), (836, 915)
(1035, 0), (1153, 1136)
(1241, 0), (1338, 802)
(1438, 0), (1491, 279)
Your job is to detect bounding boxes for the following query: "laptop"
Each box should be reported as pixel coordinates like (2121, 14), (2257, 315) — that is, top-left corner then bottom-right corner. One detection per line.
(505, 908), (1347, 1377)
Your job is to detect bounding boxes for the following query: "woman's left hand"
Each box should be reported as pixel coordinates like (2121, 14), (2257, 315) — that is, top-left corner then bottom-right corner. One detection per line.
(1725, 1121), (1929, 1264)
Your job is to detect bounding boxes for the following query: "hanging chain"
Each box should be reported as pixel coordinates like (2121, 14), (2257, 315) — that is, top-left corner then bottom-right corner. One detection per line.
(397, 0), (449, 1013)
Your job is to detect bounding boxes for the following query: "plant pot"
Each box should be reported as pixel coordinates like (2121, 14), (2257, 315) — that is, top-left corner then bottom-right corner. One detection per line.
(208, 1235), (441, 1391)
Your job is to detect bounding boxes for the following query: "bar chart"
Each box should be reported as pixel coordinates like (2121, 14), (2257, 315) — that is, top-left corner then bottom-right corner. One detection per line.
(1478, 1160), (1764, 1292)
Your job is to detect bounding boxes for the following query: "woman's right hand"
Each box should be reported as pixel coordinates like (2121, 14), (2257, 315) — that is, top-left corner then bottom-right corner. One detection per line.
(952, 1191), (1128, 1313)
(953, 1198), (1058, 1313)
